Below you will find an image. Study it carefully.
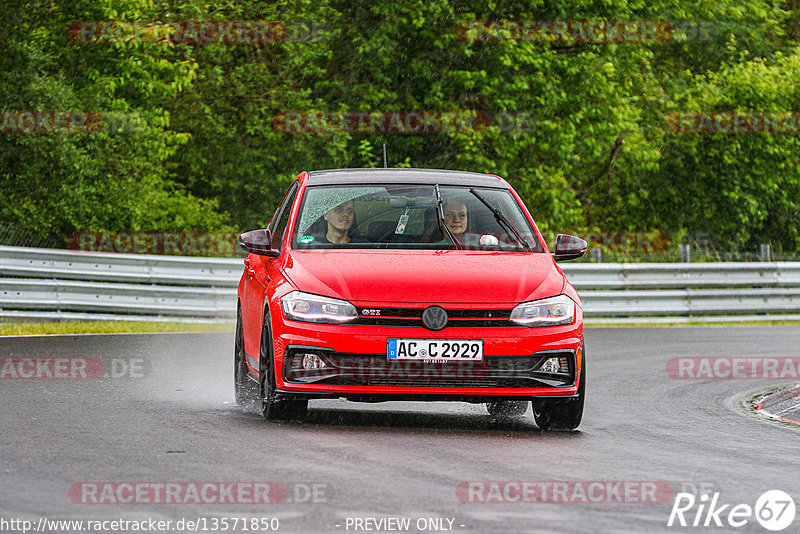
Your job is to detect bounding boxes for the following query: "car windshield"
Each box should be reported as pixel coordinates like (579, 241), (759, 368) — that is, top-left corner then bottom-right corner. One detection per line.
(292, 184), (542, 251)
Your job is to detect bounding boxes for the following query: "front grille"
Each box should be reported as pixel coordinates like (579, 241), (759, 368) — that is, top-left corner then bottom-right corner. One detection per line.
(361, 379), (519, 387)
(283, 350), (575, 388)
(353, 307), (518, 328)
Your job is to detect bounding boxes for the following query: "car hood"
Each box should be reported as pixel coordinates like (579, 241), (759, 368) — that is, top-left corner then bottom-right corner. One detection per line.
(281, 250), (565, 305)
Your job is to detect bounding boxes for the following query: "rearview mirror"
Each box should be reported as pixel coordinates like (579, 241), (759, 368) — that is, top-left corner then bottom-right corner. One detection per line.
(552, 234), (588, 261)
(239, 229), (279, 257)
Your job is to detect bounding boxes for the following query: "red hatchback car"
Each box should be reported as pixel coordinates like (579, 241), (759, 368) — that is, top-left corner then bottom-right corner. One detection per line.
(235, 168), (587, 429)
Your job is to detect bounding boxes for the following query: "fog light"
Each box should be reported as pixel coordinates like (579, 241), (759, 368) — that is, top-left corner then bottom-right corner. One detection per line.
(301, 354), (325, 370)
(539, 356), (569, 373)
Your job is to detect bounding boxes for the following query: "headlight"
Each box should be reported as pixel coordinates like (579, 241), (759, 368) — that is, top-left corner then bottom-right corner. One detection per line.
(509, 295), (575, 326)
(281, 291), (358, 324)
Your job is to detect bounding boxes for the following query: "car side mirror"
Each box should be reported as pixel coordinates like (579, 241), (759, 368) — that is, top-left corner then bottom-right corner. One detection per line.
(239, 229), (280, 257)
(552, 234), (588, 261)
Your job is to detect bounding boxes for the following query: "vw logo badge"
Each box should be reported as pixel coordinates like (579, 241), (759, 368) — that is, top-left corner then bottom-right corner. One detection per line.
(422, 306), (448, 331)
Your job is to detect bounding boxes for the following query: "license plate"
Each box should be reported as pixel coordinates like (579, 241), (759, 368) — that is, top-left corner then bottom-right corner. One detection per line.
(387, 339), (483, 361)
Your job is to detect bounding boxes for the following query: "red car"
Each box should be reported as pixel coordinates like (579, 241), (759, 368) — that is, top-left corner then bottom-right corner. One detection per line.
(235, 168), (587, 429)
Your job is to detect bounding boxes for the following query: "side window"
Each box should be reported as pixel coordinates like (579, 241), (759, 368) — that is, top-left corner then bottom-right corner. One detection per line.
(268, 182), (299, 250)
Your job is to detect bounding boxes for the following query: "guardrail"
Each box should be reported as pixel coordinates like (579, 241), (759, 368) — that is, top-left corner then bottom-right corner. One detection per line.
(1, 246), (799, 323)
(0, 246), (240, 323)
(564, 262), (800, 322)
(563, 262), (800, 290)
(0, 245), (240, 286)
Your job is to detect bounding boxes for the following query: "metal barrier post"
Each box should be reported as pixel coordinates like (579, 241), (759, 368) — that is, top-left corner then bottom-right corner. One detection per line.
(680, 244), (691, 263)
(760, 244), (772, 262)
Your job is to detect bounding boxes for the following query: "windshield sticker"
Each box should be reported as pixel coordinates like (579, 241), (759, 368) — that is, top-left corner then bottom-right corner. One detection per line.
(299, 235), (314, 244)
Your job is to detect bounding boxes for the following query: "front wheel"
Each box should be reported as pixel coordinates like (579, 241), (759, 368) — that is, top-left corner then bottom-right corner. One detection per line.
(532, 350), (585, 430)
(259, 315), (308, 421)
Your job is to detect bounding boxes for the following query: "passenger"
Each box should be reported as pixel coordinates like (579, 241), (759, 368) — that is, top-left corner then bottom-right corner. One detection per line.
(322, 200), (356, 244)
(439, 198), (500, 248)
(442, 199), (468, 235)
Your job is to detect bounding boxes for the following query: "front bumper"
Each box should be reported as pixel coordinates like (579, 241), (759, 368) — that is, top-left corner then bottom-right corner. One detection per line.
(271, 306), (583, 400)
(284, 347), (575, 387)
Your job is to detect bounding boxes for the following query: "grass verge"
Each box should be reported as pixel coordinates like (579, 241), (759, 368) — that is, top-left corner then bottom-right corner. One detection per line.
(0, 321), (234, 336)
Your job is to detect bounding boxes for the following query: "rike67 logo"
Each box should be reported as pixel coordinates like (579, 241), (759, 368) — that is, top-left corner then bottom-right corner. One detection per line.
(668, 490), (795, 531)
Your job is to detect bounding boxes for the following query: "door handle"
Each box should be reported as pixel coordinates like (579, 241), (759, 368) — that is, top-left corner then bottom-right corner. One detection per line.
(248, 268), (256, 278)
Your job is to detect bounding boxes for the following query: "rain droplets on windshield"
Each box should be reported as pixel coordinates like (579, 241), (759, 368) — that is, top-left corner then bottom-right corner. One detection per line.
(293, 184), (540, 251)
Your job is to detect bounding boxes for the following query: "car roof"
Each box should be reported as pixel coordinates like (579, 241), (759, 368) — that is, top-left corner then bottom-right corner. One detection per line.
(306, 168), (508, 188)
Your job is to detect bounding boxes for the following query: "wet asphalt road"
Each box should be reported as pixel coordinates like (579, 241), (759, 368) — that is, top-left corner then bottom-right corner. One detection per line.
(1, 327), (799, 534)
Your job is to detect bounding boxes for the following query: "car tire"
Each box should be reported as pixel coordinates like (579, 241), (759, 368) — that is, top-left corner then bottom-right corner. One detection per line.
(234, 308), (259, 411)
(485, 401), (528, 417)
(532, 347), (585, 430)
(259, 312), (308, 421)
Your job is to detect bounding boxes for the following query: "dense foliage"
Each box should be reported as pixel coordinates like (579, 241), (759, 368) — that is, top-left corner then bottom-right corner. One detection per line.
(1, 0), (798, 255)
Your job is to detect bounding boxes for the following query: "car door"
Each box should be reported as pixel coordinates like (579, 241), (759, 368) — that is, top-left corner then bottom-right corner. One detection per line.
(241, 182), (299, 362)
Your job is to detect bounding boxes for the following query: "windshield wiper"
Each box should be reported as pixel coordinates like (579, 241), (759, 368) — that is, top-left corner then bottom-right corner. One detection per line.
(434, 184), (463, 250)
(468, 188), (531, 252)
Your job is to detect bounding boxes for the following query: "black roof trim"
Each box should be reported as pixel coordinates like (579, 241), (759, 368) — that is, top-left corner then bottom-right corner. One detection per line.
(306, 168), (507, 188)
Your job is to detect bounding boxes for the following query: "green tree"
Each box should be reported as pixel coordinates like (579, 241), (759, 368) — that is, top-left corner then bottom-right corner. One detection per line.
(0, 0), (228, 242)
